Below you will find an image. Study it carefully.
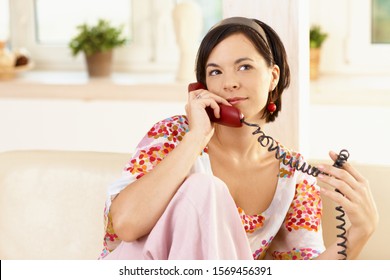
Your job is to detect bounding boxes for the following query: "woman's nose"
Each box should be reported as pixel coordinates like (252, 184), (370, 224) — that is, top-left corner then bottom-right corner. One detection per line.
(223, 74), (240, 91)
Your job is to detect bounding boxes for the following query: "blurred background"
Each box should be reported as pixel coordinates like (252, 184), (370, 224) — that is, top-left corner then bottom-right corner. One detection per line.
(0, 0), (389, 260)
(0, 0), (389, 165)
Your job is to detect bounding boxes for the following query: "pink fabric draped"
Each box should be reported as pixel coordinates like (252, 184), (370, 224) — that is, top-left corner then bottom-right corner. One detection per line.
(101, 173), (253, 260)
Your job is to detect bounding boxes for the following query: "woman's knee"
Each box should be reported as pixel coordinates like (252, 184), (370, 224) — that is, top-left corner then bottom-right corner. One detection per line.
(179, 173), (230, 198)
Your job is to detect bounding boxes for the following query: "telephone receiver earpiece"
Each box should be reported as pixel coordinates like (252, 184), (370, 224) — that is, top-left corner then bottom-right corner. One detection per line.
(188, 82), (244, 127)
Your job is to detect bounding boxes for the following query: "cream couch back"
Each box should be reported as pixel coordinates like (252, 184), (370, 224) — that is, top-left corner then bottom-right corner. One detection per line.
(0, 150), (388, 259)
(0, 150), (129, 260)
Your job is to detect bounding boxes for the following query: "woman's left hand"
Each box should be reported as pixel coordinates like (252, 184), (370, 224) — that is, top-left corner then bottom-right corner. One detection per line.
(317, 151), (379, 257)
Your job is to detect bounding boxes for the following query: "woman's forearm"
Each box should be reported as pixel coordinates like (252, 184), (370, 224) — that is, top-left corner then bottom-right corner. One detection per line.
(110, 131), (208, 242)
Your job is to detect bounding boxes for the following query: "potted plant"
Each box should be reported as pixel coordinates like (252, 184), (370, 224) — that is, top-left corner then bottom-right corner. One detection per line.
(69, 19), (127, 77)
(310, 25), (328, 80)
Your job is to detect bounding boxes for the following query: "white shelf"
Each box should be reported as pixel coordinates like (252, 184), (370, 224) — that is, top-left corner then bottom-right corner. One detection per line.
(0, 70), (188, 102)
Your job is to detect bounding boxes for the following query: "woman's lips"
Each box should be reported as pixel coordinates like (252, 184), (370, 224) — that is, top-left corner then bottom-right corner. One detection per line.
(227, 97), (248, 105)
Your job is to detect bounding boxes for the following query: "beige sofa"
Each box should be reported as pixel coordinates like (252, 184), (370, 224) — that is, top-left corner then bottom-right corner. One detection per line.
(0, 150), (388, 259)
(0, 150), (129, 260)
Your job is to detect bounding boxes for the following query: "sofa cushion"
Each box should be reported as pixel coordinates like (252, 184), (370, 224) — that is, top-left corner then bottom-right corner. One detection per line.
(0, 150), (129, 259)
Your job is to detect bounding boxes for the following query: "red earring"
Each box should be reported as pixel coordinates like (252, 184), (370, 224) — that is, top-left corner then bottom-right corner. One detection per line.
(267, 102), (277, 114)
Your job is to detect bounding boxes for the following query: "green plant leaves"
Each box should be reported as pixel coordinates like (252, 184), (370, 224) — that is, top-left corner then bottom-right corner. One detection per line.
(310, 25), (328, 49)
(69, 19), (127, 56)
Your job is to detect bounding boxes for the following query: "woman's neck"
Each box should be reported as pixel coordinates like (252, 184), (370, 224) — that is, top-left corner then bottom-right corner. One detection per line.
(210, 120), (269, 161)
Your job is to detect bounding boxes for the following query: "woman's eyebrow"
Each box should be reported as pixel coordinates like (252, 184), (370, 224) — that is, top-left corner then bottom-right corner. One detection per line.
(206, 57), (254, 69)
(206, 62), (219, 69)
(235, 57), (254, 64)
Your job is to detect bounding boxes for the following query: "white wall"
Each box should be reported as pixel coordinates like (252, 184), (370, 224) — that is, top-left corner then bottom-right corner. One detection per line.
(0, 78), (187, 154)
(309, 104), (390, 165)
(0, 98), (185, 154)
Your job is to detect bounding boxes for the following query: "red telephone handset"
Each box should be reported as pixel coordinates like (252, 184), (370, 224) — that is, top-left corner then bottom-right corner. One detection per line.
(188, 82), (244, 127)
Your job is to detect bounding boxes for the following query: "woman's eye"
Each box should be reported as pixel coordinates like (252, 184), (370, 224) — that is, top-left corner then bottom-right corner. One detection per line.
(208, 69), (221, 76)
(239, 64), (252, 71)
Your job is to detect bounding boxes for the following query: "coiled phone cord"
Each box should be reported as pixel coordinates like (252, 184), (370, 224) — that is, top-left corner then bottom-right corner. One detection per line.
(332, 149), (350, 260)
(242, 120), (349, 260)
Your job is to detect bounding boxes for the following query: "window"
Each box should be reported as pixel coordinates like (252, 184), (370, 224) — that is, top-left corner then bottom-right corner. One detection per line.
(310, 0), (390, 74)
(34, 0), (132, 45)
(196, 0), (223, 35)
(346, 0), (390, 71)
(0, 0), (9, 41)
(8, 0), (222, 72)
(372, 0), (390, 44)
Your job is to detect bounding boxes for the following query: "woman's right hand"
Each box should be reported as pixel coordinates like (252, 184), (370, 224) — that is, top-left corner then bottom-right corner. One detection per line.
(185, 87), (231, 146)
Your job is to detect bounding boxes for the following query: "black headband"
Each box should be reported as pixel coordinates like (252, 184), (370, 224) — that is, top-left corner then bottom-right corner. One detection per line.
(211, 17), (270, 48)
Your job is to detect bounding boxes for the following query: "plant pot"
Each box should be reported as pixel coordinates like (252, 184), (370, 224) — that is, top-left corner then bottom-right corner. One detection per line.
(85, 51), (113, 77)
(310, 47), (321, 80)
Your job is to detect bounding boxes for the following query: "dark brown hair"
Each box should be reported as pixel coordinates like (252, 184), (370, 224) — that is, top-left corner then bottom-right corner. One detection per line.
(195, 18), (290, 123)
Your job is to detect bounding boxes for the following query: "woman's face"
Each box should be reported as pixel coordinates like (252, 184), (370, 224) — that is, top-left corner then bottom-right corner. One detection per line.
(205, 33), (279, 122)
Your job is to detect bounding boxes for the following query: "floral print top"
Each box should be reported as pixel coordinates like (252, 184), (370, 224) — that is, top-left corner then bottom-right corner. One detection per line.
(100, 115), (325, 260)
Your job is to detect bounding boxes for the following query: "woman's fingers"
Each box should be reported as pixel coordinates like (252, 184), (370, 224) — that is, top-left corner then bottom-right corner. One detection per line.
(317, 163), (358, 191)
(318, 150), (379, 237)
(318, 171), (359, 204)
(329, 150), (367, 184)
(189, 89), (231, 106)
(317, 151), (364, 208)
(188, 89), (231, 120)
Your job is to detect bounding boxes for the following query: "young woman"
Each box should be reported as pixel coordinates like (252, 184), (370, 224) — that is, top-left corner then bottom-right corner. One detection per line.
(100, 17), (378, 260)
